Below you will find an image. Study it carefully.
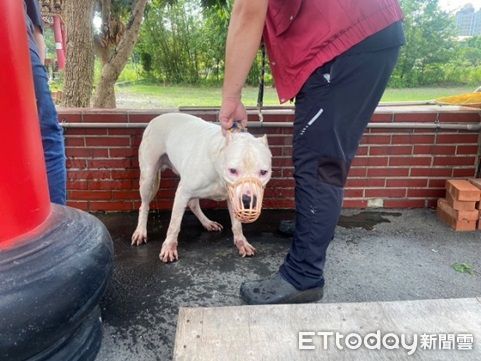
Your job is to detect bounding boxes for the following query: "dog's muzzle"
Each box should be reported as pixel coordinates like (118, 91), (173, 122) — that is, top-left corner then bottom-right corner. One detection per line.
(227, 177), (264, 223)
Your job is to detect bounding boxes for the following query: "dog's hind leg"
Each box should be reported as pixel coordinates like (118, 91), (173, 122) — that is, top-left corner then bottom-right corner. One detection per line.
(188, 199), (223, 232)
(160, 183), (190, 262)
(132, 154), (162, 246)
(132, 167), (160, 245)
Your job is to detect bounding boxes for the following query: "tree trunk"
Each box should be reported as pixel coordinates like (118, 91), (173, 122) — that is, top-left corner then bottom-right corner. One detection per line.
(92, 0), (148, 108)
(62, 0), (96, 107)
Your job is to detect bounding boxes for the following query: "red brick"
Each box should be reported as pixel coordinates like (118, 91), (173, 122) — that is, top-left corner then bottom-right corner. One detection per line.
(446, 179), (481, 201)
(356, 146), (369, 156)
(432, 157), (476, 166)
(345, 178), (385, 187)
(391, 134), (435, 144)
(269, 147), (283, 156)
(66, 148), (109, 158)
(344, 189), (364, 198)
(365, 188), (406, 198)
(70, 190), (112, 201)
(112, 191), (140, 199)
(437, 204), (477, 231)
(272, 157), (293, 167)
(88, 159), (132, 169)
(452, 168), (476, 177)
(58, 111), (82, 122)
(428, 179), (447, 188)
(348, 168), (367, 177)
(456, 145), (479, 155)
(82, 112), (128, 123)
(388, 157), (432, 166)
(370, 113), (393, 123)
(360, 134), (391, 145)
(110, 170), (140, 179)
(268, 179), (294, 188)
(393, 112), (437, 122)
(68, 170), (111, 180)
(342, 199), (368, 208)
(407, 189), (445, 198)
(127, 113), (158, 123)
(262, 199), (295, 208)
(446, 192), (476, 211)
(386, 178), (428, 188)
(67, 159), (87, 169)
(413, 145), (456, 155)
(65, 137), (85, 147)
(266, 135), (291, 146)
(89, 201), (135, 211)
(282, 147), (293, 156)
(383, 199), (425, 208)
(351, 157), (388, 167)
(67, 201), (89, 211)
(438, 198), (479, 221)
(367, 168), (409, 177)
(436, 134), (479, 144)
(369, 146), (412, 156)
(88, 180), (132, 190)
(437, 112), (481, 123)
(108, 128), (143, 136)
(66, 128), (108, 136)
(109, 148), (138, 158)
(410, 168), (452, 177)
(67, 180), (88, 190)
(85, 137), (131, 147)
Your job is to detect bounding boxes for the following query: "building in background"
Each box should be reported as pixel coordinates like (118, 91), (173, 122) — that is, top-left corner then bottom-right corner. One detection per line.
(456, 3), (481, 36)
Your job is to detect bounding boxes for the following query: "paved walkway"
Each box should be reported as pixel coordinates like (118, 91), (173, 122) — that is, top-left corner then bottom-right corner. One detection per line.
(95, 209), (481, 361)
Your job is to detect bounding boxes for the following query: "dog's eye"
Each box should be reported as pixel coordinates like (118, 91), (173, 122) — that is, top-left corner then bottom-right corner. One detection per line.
(260, 170), (268, 176)
(229, 168), (238, 176)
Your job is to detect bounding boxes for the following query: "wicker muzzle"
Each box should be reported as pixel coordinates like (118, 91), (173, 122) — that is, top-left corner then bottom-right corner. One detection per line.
(227, 177), (265, 223)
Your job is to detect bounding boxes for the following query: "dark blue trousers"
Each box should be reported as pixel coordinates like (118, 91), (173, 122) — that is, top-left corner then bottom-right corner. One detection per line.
(279, 45), (401, 290)
(30, 49), (66, 205)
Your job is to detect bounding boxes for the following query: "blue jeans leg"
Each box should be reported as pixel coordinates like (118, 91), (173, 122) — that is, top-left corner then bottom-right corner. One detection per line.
(30, 49), (66, 205)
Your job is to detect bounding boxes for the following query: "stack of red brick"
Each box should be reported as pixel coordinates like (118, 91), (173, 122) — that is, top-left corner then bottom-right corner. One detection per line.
(437, 179), (481, 231)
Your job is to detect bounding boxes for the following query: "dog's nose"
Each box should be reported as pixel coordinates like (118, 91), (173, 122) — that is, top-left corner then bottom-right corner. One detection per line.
(242, 194), (257, 209)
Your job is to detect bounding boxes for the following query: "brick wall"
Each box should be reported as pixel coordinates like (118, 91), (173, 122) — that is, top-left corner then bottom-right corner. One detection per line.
(60, 106), (481, 212)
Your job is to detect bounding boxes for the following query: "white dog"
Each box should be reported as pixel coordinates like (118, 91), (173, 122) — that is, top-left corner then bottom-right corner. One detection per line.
(131, 113), (272, 263)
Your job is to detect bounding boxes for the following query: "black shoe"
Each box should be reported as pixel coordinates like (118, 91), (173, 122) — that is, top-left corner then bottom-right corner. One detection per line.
(240, 272), (323, 305)
(278, 220), (295, 236)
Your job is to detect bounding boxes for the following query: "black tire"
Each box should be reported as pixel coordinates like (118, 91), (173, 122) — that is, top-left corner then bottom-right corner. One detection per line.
(0, 204), (113, 361)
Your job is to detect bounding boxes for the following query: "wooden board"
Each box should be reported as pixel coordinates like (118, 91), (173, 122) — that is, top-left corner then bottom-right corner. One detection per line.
(174, 297), (481, 361)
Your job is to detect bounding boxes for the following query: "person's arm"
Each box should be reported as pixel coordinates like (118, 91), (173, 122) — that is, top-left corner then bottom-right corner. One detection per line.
(33, 26), (47, 64)
(219, 0), (268, 132)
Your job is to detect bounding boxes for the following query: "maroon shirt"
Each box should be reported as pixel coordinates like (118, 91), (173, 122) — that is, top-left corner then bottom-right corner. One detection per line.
(263, 0), (404, 103)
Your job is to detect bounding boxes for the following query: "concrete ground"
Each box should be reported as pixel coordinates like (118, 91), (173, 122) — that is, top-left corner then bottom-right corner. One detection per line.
(95, 209), (481, 361)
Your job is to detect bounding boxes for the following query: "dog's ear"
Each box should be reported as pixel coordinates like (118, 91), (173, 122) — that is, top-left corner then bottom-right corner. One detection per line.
(259, 134), (268, 146)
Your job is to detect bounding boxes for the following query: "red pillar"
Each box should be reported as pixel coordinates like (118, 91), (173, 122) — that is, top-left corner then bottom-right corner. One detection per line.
(0, 1), (51, 245)
(53, 15), (66, 69)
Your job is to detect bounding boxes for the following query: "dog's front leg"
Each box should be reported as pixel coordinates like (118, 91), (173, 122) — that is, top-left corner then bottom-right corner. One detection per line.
(160, 185), (189, 263)
(227, 199), (256, 257)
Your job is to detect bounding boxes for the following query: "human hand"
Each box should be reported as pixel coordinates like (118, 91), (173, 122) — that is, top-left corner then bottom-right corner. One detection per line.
(219, 97), (247, 135)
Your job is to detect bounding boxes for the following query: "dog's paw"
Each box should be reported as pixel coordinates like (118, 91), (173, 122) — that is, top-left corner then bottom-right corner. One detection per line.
(203, 220), (223, 232)
(131, 229), (148, 246)
(234, 238), (256, 257)
(159, 242), (179, 263)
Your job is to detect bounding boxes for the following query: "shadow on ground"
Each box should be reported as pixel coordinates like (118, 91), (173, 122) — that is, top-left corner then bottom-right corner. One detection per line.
(95, 209), (481, 361)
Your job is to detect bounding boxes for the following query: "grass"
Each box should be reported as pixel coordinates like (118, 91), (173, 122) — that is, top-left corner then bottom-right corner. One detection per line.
(115, 83), (476, 108)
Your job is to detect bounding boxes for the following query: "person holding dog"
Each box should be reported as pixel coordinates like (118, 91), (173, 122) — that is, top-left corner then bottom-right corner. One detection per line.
(24, 0), (67, 205)
(219, 0), (405, 304)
